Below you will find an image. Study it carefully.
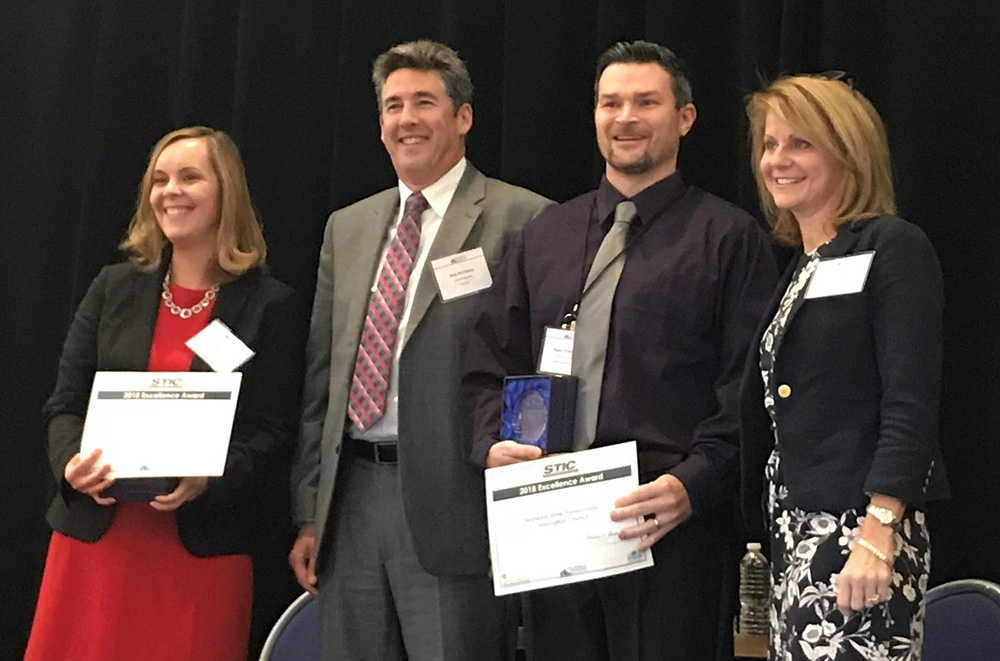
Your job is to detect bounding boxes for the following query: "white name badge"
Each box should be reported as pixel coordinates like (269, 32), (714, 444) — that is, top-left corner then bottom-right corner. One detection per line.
(804, 251), (875, 299)
(185, 319), (256, 372)
(538, 327), (575, 376)
(431, 247), (493, 301)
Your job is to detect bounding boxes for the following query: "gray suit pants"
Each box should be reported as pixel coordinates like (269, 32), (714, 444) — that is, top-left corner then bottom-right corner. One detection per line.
(318, 452), (513, 660)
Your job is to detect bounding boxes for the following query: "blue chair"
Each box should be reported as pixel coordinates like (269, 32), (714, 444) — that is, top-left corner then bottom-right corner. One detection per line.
(923, 578), (1000, 661)
(259, 592), (321, 661)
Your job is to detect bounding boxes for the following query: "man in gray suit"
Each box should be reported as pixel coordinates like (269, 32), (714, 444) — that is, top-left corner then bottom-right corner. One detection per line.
(289, 40), (551, 660)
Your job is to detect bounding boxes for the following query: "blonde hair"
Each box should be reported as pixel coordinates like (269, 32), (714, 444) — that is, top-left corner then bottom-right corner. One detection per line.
(747, 76), (896, 245)
(120, 126), (266, 273)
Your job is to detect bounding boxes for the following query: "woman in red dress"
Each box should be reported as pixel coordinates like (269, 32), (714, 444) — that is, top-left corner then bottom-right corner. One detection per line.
(25, 126), (305, 661)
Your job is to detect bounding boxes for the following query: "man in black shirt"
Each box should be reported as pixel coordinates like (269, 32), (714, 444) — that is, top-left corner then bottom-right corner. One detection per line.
(463, 41), (777, 660)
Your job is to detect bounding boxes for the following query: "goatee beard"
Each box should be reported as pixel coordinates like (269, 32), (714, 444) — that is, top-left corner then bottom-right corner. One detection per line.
(608, 153), (653, 175)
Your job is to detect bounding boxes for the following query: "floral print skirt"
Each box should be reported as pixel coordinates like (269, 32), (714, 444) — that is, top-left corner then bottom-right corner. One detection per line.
(766, 449), (931, 660)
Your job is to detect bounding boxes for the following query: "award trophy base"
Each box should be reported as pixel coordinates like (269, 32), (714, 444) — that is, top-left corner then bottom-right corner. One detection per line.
(102, 477), (180, 502)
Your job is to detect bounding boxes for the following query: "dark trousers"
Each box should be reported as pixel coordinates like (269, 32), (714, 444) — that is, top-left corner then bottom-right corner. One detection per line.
(524, 504), (735, 661)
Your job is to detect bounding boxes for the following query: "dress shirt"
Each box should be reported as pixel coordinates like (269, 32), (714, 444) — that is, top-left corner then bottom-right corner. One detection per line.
(463, 172), (778, 513)
(352, 157), (467, 441)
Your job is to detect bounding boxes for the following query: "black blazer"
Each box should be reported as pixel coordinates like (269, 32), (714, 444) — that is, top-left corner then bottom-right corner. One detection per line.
(739, 216), (949, 538)
(43, 261), (306, 557)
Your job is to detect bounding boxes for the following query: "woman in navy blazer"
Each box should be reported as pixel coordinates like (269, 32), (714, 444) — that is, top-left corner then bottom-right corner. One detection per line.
(26, 127), (305, 661)
(740, 76), (948, 659)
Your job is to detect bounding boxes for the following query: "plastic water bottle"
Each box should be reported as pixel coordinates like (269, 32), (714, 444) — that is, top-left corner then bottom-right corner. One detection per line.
(738, 542), (771, 635)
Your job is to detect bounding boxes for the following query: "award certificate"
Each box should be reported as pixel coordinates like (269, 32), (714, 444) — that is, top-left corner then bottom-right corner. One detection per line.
(80, 371), (242, 478)
(484, 441), (653, 595)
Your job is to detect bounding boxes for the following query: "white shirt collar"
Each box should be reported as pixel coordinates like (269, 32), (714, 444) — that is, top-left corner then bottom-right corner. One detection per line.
(396, 157), (467, 220)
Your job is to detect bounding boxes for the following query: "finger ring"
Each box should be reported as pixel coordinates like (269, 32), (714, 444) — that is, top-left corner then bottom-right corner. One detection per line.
(865, 596), (879, 605)
(652, 518), (660, 529)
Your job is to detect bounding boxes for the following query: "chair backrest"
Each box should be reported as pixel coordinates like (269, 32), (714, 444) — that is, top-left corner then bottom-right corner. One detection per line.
(923, 578), (1000, 661)
(258, 592), (321, 661)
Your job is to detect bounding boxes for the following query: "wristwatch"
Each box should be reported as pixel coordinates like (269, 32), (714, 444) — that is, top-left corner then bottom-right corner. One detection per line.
(866, 504), (901, 529)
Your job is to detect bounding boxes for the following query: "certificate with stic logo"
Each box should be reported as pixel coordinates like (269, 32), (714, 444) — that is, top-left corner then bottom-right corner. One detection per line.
(484, 441), (653, 595)
(80, 371), (242, 478)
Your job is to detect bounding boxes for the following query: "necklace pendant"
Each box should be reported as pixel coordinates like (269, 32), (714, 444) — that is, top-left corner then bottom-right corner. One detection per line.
(179, 308), (193, 319)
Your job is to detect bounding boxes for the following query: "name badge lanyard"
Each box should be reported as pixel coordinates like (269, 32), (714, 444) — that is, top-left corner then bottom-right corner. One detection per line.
(560, 201), (645, 331)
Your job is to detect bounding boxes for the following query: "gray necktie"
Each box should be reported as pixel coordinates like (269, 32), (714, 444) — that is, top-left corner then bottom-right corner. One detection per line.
(571, 200), (637, 450)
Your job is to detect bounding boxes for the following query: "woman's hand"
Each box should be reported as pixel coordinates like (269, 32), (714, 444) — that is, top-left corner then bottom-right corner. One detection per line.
(64, 449), (116, 505)
(836, 496), (903, 611)
(150, 477), (209, 511)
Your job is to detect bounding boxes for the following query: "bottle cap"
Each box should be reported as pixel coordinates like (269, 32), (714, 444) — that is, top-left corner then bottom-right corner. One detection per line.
(747, 542), (761, 552)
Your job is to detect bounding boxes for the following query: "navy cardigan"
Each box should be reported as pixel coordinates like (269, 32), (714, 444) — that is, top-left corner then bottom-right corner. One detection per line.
(739, 216), (950, 538)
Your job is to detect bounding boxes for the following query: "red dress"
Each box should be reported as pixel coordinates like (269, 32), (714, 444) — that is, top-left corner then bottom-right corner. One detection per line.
(25, 283), (253, 661)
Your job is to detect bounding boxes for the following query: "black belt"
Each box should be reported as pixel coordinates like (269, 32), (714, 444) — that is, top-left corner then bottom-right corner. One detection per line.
(343, 435), (398, 464)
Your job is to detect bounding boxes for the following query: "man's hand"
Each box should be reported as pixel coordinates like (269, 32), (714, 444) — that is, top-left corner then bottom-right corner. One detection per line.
(610, 473), (692, 551)
(150, 476), (209, 511)
(290, 523), (319, 595)
(485, 440), (542, 468)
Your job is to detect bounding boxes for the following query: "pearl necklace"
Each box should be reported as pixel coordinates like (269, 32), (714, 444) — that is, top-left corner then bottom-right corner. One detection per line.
(161, 271), (219, 319)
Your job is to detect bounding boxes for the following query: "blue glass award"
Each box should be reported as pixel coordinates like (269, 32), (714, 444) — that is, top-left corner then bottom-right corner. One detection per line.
(500, 375), (577, 454)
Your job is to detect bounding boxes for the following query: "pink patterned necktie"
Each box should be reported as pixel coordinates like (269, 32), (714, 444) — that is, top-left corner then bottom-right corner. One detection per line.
(347, 191), (429, 431)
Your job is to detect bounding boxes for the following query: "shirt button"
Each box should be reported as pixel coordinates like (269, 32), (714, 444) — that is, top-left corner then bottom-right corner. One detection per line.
(777, 384), (792, 398)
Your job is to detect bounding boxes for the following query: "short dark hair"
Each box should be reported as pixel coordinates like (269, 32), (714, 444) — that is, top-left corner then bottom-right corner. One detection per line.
(371, 40), (473, 112)
(595, 40), (693, 107)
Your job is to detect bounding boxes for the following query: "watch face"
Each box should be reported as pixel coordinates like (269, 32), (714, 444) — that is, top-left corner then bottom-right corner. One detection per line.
(513, 389), (547, 444)
(868, 505), (895, 525)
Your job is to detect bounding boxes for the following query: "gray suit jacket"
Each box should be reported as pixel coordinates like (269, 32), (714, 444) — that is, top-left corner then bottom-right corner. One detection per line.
(292, 163), (552, 576)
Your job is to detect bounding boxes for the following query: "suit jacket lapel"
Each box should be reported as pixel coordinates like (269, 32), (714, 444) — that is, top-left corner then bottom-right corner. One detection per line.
(189, 269), (260, 372)
(818, 218), (866, 258)
(775, 219), (867, 336)
(759, 257), (797, 334)
(342, 193), (400, 344)
(124, 265), (167, 370)
(400, 165), (485, 348)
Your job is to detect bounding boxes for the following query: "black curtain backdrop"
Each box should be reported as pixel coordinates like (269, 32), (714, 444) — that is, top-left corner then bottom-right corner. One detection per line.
(2, 1), (998, 659)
